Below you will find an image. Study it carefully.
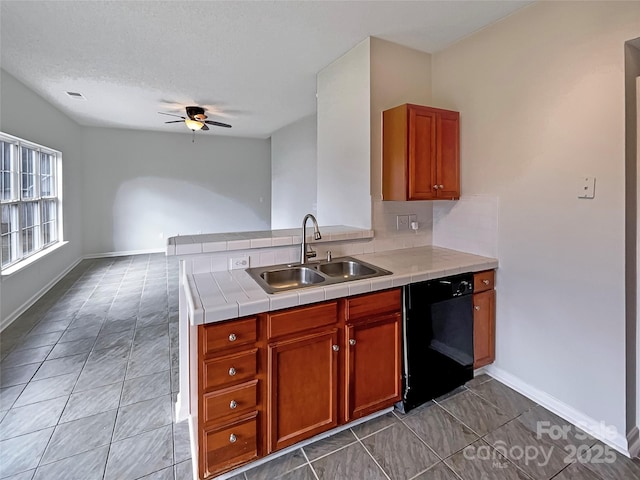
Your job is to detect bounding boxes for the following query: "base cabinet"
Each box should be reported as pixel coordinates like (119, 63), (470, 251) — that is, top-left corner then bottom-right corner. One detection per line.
(267, 329), (339, 452)
(345, 313), (401, 420)
(473, 270), (496, 368)
(197, 318), (262, 479)
(196, 288), (402, 478)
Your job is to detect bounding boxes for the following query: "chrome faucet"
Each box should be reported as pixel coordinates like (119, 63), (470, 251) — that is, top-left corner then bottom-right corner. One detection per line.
(300, 214), (322, 264)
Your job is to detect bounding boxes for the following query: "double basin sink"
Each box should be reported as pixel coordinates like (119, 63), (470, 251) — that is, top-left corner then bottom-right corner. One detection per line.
(246, 256), (392, 294)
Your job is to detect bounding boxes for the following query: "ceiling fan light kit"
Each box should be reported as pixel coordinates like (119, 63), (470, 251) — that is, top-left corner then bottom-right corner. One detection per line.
(184, 118), (204, 131)
(158, 105), (232, 136)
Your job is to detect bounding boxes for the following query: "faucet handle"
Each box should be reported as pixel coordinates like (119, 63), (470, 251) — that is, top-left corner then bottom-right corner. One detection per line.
(306, 249), (317, 259)
(327, 251), (332, 262)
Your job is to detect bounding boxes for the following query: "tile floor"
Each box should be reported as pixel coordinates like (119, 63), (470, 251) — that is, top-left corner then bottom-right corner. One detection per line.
(1, 254), (640, 480)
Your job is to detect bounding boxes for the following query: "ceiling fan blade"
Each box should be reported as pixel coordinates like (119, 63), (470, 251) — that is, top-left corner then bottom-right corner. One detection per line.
(205, 120), (232, 128)
(201, 124), (210, 131)
(159, 112), (185, 119)
(164, 120), (184, 124)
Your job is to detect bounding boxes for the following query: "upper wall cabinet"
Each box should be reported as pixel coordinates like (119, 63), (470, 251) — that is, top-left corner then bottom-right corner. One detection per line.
(382, 104), (460, 201)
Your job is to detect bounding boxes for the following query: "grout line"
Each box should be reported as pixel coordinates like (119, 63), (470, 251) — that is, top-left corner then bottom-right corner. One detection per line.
(299, 430), (359, 463)
(355, 435), (391, 480)
(300, 448), (320, 480)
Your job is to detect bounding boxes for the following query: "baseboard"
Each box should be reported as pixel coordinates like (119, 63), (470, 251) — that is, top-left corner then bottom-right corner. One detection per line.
(0, 257), (83, 332)
(175, 392), (189, 423)
(628, 426), (640, 458)
(486, 365), (633, 458)
(83, 248), (165, 259)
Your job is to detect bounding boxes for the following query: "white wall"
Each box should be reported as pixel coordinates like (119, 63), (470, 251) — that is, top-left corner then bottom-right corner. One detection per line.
(317, 38), (371, 229)
(271, 114), (317, 229)
(432, 1), (640, 445)
(81, 128), (271, 255)
(369, 38), (433, 248)
(0, 70), (84, 323)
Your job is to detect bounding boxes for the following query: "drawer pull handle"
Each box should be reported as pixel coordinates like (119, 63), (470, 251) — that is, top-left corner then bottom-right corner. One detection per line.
(332, 344), (339, 352)
(474, 305), (480, 311)
(349, 339), (356, 346)
(228, 333), (237, 342)
(228, 367), (237, 376)
(229, 400), (238, 409)
(482, 279), (490, 285)
(229, 434), (237, 443)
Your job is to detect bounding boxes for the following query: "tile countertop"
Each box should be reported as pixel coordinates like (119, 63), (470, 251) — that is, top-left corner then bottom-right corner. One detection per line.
(167, 225), (374, 256)
(184, 245), (498, 325)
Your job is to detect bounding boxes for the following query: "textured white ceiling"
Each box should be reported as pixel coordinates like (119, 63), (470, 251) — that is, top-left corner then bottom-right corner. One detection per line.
(1, 0), (531, 138)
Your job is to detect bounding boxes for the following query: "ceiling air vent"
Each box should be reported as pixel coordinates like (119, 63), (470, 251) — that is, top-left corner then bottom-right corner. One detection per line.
(65, 91), (86, 100)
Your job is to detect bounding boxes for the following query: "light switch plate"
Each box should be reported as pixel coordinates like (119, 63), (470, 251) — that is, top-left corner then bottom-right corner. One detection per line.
(578, 177), (596, 199)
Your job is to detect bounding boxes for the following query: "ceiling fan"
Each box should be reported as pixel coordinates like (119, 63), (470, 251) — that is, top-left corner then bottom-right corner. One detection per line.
(159, 106), (232, 132)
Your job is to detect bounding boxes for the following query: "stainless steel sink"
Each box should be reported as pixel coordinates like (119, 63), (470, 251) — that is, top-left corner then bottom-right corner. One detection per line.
(246, 256), (391, 294)
(260, 267), (325, 290)
(316, 260), (376, 278)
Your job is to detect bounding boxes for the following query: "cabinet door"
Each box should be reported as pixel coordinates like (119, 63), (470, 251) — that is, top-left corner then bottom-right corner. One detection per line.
(345, 314), (401, 421)
(408, 106), (437, 200)
(267, 329), (339, 452)
(473, 290), (496, 368)
(435, 110), (460, 199)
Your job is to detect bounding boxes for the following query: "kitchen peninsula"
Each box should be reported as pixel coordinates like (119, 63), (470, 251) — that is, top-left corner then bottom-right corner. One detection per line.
(169, 229), (497, 479)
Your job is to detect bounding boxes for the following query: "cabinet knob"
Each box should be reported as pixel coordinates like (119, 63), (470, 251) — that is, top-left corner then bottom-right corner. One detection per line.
(439, 185), (444, 189)
(332, 344), (339, 352)
(474, 305), (480, 311)
(482, 279), (490, 285)
(433, 185), (439, 189)
(349, 339), (356, 346)
(229, 434), (237, 443)
(228, 333), (237, 342)
(229, 400), (237, 409)
(228, 367), (237, 376)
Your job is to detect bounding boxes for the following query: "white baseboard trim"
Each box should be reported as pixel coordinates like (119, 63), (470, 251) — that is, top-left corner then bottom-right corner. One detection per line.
(486, 365), (633, 458)
(0, 257), (83, 332)
(628, 426), (640, 458)
(83, 248), (165, 259)
(175, 392), (189, 423)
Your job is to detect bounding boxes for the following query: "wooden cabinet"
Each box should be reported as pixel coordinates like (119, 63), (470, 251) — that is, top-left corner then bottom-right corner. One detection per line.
(197, 317), (261, 478)
(383, 104), (460, 201)
(344, 289), (402, 421)
(195, 290), (402, 477)
(473, 270), (496, 368)
(265, 302), (339, 453)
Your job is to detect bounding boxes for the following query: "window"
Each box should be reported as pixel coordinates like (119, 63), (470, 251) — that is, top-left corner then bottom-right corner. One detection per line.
(0, 133), (62, 270)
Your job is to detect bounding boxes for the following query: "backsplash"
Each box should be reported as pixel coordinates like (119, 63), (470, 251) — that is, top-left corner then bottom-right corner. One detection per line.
(432, 194), (499, 258)
(179, 200), (436, 274)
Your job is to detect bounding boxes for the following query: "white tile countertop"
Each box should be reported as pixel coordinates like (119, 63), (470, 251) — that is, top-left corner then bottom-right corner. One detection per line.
(167, 225), (374, 256)
(184, 246), (498, 325)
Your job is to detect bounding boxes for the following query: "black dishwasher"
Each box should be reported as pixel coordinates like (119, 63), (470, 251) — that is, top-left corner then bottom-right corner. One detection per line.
(397, 273), (474, 413)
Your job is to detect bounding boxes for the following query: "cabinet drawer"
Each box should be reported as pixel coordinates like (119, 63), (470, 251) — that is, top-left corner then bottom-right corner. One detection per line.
(267, 302), (337, 340)
(203, 317), (257, 356)
(473, 270), (495, 293)
(203, 380), (258, 425)
(202, 413), (258, 477)
(203, 349), (257, 391)
(346, 289), (401, 321)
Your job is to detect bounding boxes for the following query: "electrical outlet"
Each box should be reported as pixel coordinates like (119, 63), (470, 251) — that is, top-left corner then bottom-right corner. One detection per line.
(228, 255), (249, 270)
(396, 215), (409, 230)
